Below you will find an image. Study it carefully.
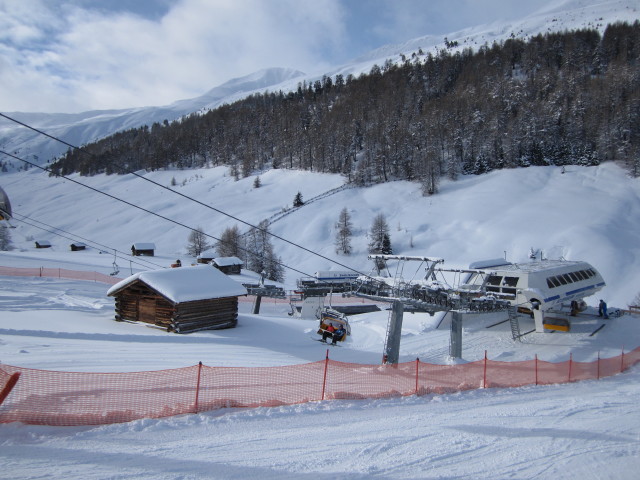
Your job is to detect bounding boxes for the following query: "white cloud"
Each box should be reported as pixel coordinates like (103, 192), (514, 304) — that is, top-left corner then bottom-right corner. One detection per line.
(0, 0), (347, 113)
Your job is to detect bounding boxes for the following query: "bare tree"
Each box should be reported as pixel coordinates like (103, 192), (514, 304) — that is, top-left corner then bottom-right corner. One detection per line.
(186, 226), (210, 257)
(215, 225), (243, 259)
(335, 207), (353, 255)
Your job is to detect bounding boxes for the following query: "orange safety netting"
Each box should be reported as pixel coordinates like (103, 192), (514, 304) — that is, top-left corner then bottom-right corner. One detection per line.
(1, 347), (638, 426)
(0, 266), (121, 285)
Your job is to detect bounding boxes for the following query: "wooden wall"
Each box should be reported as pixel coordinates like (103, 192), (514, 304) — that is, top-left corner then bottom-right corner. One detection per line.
(113, 280), (239, 333)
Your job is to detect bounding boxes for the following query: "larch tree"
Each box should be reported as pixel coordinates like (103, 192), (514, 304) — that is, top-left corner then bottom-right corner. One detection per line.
(335, 207), (353, 255)
(186, 226), (211, 257)
(215, 225), (243, 259)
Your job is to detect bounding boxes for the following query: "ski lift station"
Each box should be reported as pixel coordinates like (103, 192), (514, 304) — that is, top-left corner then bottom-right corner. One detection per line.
(295, 254), (607, 363)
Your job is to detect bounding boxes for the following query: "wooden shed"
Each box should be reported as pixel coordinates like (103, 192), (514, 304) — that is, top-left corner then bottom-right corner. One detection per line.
(70, 242), (86, 251)
(212, 256), (243, 275)
(35, 240), (51, 249)
(197, 248), (217, 264)
(107, 265), (247, 333)
(131, 242), (155, 256)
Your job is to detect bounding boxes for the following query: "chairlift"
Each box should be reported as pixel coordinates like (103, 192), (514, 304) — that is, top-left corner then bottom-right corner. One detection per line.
(110, 250), (120, 276)
(317, 307), (351, 342)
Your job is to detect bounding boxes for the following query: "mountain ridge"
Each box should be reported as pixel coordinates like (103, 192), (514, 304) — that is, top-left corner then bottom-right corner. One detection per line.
(0, 0), (637, 169)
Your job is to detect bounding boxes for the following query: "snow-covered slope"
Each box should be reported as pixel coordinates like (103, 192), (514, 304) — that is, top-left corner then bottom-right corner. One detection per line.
(1, 163), (640, 479)
(2, 162), (639, 309)
(1, 0), (637, 169)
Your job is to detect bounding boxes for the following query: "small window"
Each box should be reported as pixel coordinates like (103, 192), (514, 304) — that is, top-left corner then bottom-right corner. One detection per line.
(486, 275), (502, 285)
(587, 269), (596, 277)
(575, 270), (588, 280)
(561, 274), (574, 284)
(503, 276), (519, 287)
(547, 277), (556, 288)
(557, 275), (568, 285)
(568, 272), (580, 282)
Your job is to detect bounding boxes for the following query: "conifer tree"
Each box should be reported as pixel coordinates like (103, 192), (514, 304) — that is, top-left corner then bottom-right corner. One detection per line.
(368, 213), (392, 272)
(245, 220), (284, 282)
(0, 225), (12, 251)
(335, 207), (353, 255)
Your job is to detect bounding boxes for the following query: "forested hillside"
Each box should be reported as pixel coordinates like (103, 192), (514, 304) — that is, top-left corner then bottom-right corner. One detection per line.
(50, 22), (640, 192)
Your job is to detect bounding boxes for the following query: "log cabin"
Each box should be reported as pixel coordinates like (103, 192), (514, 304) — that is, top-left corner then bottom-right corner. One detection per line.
(212, 256), (243, 275)
(131, 242), (155, 256)
(196, 248), (217, 264)
(107, 265), (247, 333)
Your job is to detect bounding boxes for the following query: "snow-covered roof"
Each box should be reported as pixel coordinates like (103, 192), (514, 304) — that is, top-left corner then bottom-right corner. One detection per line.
(132, 243), (155, 250)
(107, 265), (247, 303)
(213, 256), (243, 267)
(197, 248), (217, 259)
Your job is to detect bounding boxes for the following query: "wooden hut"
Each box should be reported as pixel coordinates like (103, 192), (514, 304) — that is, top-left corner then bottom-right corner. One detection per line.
(35, 240), (51, 249)
(107, 265), (247, 333)
(197, 248), (217, 264)
(212, 256), (243, 275)
(70, 242), (86, 251)
(131, 242), (155, 256)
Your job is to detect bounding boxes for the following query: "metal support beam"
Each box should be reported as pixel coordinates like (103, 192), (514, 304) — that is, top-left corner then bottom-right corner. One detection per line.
(384, 300), (404, 364)
(449, 311), (463, 359)
(252, 295), (262, 314)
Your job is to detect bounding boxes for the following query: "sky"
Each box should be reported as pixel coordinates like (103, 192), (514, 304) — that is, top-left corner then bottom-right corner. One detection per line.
(0, 0), (550, 113)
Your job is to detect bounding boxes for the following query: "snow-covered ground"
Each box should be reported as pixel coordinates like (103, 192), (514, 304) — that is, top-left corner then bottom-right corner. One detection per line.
(1, 161), (640, 478)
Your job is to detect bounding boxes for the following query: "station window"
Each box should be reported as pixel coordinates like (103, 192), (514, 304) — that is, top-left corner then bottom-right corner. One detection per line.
(561, 274), (574, 284)
(568, 272), (580, 282)
(547, 276), (559, 288)
(486, 275), (502, 293)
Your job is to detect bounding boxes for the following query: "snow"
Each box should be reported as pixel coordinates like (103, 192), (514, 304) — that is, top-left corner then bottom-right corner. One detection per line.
(1, 1), (640, 476)
(106, 265), (247, 303)
(1, 161), (640, 478)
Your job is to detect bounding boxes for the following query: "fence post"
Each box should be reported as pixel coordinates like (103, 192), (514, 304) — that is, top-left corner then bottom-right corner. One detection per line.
(415, 358), (420, 395)
(535, 354), (538, 385)
(321, 349), (329, 401)
(194, 361), (203, 414)
(620, 345), (625, 373)
(0, 372), (20, 406)
(568, 353), (573, 382)
(483, 350), (487, 388)
(597, 351), (600, 380)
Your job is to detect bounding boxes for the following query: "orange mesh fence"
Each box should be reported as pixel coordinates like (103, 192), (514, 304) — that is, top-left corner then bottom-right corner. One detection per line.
(197, 362), (327, 410)
(0, 266), (121, 285)
(1, 347), (638, 426)
(0, 364), (199, 426)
